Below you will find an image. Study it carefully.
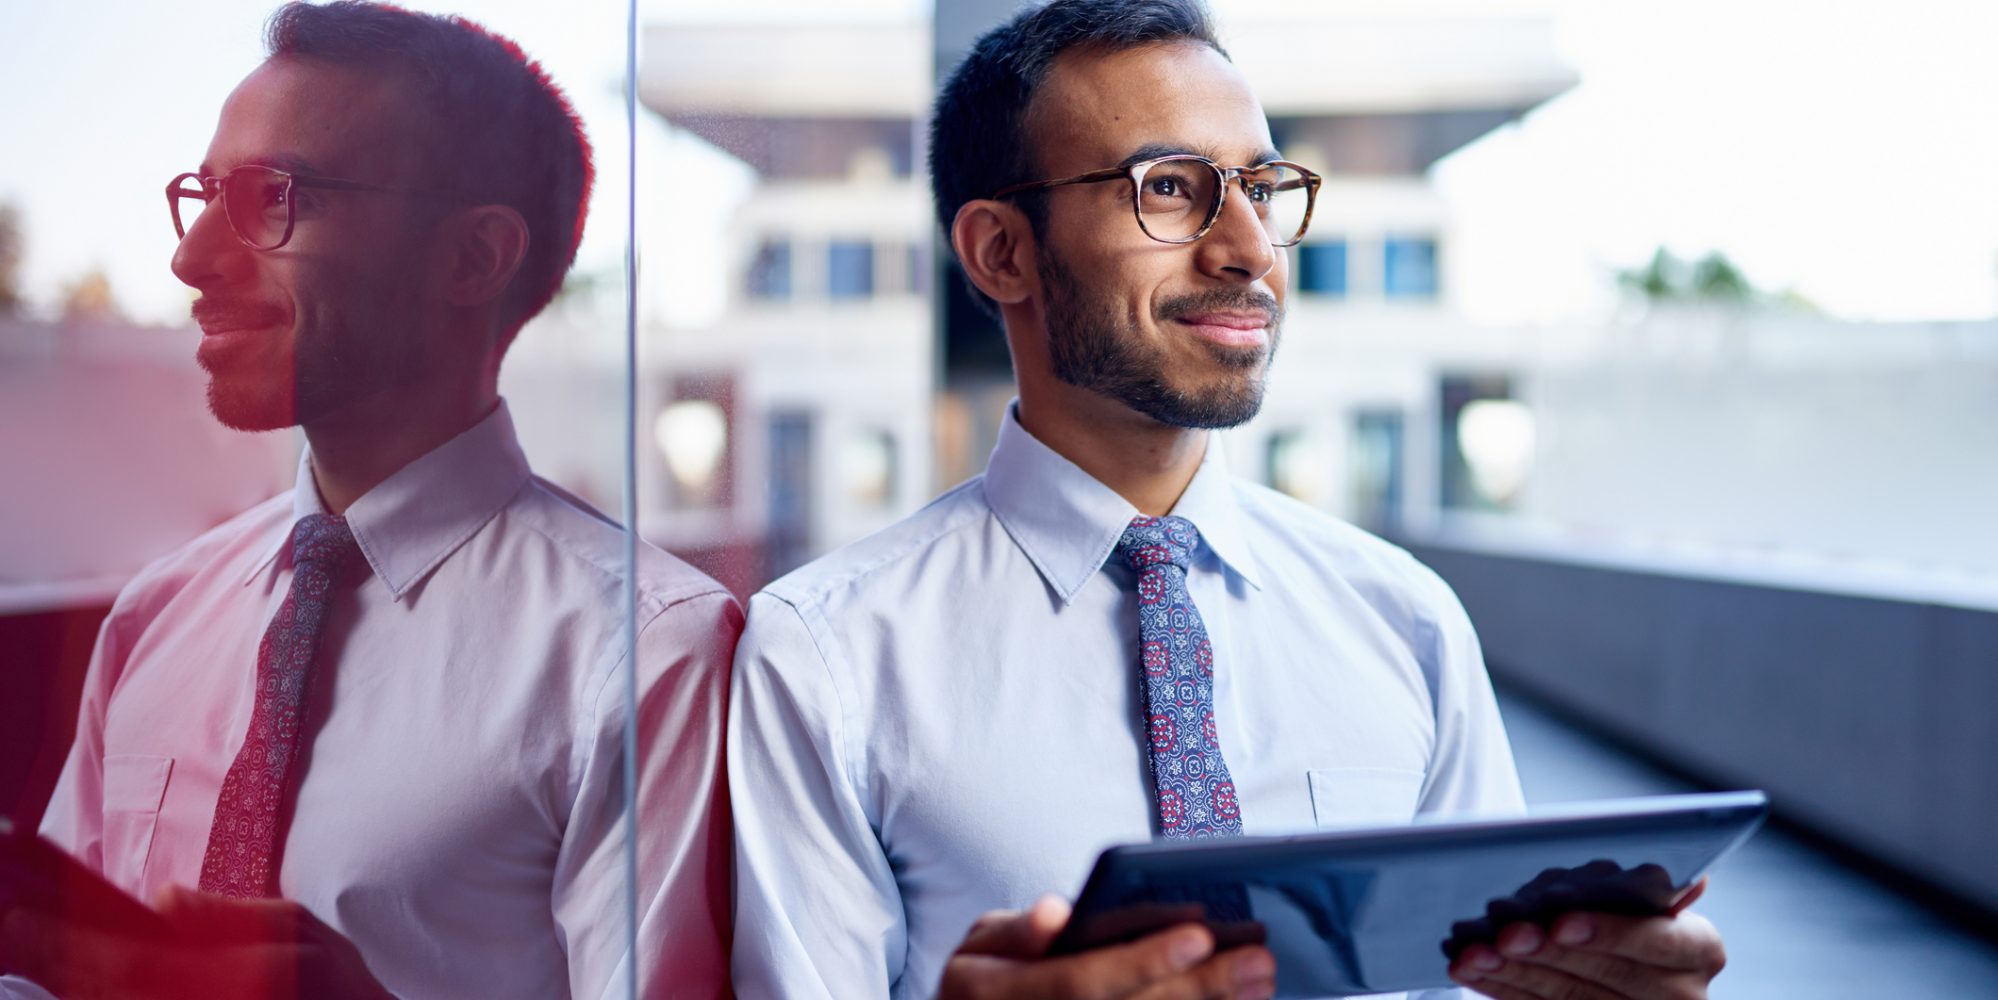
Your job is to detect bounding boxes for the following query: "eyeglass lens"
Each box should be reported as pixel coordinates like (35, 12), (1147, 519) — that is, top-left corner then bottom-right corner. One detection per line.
(169, 168), (293, 250)
(1134, 160), (1311, 245)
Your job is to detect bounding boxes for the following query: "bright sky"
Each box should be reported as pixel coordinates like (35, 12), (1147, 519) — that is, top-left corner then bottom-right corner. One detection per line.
(1433, 0), (1998, 324)
(3, 0), (1993, 326)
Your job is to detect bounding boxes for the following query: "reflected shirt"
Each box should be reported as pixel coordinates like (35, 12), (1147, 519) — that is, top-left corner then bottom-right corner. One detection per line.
(729, 405), (1523, 1000)
(27, 402), (736, 1000)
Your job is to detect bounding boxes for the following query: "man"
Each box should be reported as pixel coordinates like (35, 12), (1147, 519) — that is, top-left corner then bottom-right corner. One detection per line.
(727, 3), (1727, 999)
(1, 3), (732, 998)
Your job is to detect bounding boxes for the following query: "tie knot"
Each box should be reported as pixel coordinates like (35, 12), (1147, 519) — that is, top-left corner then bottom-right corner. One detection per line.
(1115, 515), (1199, 573)
(290, 514), (360, 573)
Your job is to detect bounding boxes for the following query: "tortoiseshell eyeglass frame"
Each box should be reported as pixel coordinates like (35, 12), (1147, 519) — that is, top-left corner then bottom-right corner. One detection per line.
(992, 154), (1323, 247)
(167, 165), (464, 252)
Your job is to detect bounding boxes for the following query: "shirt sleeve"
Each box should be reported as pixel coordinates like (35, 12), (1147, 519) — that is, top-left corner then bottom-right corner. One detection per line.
(1406, 559), (1525, 819)
(551, 589), (740, 1000)
(728, 592), (907, 999)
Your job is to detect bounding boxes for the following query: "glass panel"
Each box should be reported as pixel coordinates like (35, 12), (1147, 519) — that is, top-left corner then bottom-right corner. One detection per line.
(2, 1), (655, 996)
(639, 7), (936, 591)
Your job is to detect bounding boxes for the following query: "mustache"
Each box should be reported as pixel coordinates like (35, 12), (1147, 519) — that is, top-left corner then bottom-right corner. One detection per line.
(191, 297), (289, 331)
(1156, 289), (1283, 328)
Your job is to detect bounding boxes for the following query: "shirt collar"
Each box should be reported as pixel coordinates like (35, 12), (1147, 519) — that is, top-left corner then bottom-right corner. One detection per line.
(983, 402), (1263, 605)
(243, 401), (532, 601)
(1167, 431), (1263, 593)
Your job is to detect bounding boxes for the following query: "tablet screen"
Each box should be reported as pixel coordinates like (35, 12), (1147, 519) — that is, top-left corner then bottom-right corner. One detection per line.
(1054, 790), (1768, 997)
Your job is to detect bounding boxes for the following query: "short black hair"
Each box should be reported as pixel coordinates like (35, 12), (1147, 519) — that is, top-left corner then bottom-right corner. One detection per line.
(928, 0), (1225, 316)
(265, 1), (593, 334)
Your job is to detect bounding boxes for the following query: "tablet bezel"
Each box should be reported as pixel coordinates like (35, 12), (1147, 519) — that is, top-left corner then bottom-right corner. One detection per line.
(1050, 790), (1768, 980)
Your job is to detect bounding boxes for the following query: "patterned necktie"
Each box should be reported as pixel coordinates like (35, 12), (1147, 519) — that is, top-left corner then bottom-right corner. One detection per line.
(198, 513), (362, 898)
(1116, 515), (1244, 839)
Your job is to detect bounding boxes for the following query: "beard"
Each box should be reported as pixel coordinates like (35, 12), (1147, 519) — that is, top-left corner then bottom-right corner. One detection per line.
(194, 259), (432, 433)
(1037, 247), (1282, 430)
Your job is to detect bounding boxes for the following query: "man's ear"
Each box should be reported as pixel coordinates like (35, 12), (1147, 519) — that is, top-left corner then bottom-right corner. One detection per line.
(444, 205), (530, 308)
(950, 199), (1036, 308)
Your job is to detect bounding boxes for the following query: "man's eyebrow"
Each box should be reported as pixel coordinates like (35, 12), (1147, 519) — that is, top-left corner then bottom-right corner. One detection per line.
(1116, 143), (1287, 167)
(1117, 142), (1202, 167)
(197, 152), (322, 176)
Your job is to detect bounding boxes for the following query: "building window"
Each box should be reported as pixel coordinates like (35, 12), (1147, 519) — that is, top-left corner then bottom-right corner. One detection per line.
(1383, 236), (1438, 299)
(766, 411), (815, 579)
(1297, 241), (1348, 296)
(838, 429), (898, 509)
(828, 240), (875, 300)
(747, 240), (792, 300)
(1265, 429), (1332, 506)
(906, 243), (927, 296)
(654, 400), (729, 509)
(1439, 374), (1532, 512)
(1349, 410), (1405, 531)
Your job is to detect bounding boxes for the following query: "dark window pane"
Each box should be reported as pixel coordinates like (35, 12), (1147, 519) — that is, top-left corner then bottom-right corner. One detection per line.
(766, 410), (815, 578)
(1349, 410), (1404, 532)
(1297, 241), (1348, 296)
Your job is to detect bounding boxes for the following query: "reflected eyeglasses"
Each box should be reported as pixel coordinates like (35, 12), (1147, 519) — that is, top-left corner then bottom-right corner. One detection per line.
(992, 155), (1322, 247)
(167, 164), (460, 252)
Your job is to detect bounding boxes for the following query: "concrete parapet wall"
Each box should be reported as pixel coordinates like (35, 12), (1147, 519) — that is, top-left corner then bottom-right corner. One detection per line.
(1403, 538), (1998, 915)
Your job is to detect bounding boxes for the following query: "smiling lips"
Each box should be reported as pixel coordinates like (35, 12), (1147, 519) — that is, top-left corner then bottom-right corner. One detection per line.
(191, 298), (288, 336)
(1174, 310), (1271, 348)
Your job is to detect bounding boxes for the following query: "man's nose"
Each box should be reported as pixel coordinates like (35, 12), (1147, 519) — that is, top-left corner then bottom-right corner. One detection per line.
(1193, 182), (1277, 283)
(170, 196), (254, 290)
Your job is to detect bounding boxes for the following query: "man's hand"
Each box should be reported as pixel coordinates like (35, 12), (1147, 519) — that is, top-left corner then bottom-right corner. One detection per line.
(2, 888), (394, 1000)
(936, 895), (1277, 1000)
(1448, 880), (1726, 1000)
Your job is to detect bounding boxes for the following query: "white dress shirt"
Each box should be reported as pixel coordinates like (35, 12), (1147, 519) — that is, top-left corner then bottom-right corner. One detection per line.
(729, 405), (1523, 1000)
(22, 402), (736, 999)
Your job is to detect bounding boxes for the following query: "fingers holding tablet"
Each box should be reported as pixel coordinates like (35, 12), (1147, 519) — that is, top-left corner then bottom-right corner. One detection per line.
(939, 895), (1278, 1000)
(1450, 903), (1726, 1000)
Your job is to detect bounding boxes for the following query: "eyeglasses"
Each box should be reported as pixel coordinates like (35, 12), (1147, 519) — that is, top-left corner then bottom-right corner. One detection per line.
(167, 165), (458, 252)
(993, 155), (1322, 247)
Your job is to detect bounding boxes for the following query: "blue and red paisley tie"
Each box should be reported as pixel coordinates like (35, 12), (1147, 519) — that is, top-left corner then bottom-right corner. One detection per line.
(1116, 515), (1244, 839)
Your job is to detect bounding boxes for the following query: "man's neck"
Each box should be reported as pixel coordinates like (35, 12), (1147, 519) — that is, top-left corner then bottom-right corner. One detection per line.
(1015, 384), (1207, 518)
(303, 388), (498, 516)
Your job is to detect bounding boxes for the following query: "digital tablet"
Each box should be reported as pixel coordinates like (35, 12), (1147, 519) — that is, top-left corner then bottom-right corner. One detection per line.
(1050, 790), (1768, 997)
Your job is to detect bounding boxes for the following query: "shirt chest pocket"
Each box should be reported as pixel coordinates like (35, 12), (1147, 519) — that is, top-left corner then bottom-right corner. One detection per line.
(102, 754), (174, 893)
(1306, 767), (1425, 830)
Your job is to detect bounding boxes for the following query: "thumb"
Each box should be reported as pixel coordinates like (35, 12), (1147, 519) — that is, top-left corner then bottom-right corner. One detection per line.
(1019, 895), (1073, 955)
(957, 895), (1072, 958)
(998, 921), (1215, 999)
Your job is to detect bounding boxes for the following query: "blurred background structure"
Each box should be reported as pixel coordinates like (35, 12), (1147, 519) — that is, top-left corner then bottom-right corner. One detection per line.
(4, 0), (1996, 994)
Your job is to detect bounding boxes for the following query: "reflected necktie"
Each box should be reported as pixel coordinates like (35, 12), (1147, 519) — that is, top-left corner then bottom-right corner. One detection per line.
(198, 513), (362, 898)
(1116, 515), (1244, 838)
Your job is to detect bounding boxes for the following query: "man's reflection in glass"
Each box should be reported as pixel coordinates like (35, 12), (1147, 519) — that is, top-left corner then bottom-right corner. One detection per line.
(0, 3), (734, 998)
